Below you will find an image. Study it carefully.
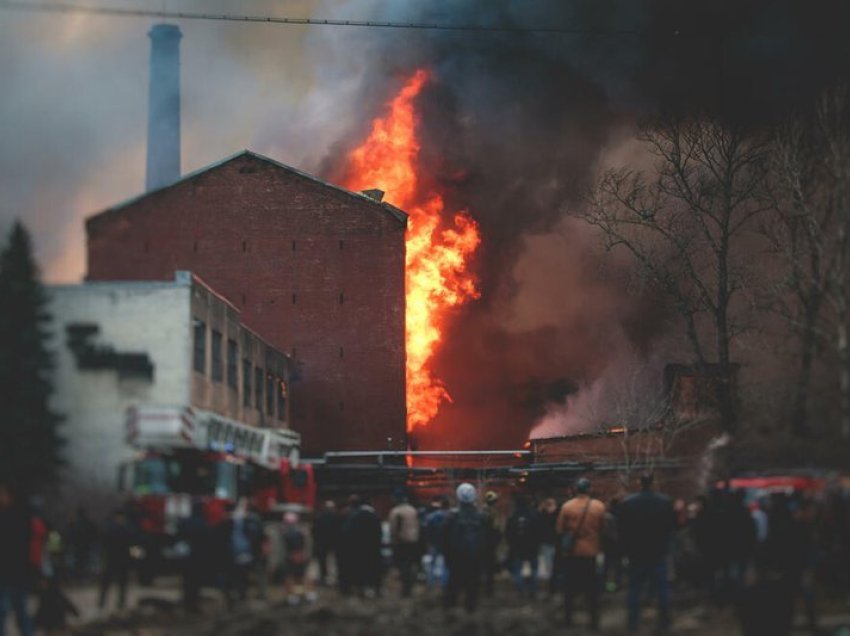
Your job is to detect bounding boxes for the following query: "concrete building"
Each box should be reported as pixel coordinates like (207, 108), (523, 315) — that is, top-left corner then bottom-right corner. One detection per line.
(48, 270), (294, 514)
(85, 150), (407, 455)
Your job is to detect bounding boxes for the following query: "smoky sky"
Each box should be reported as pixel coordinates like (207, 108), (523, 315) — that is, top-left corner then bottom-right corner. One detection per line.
(320, 0), (850, 448)
(4, 0), (850, 447)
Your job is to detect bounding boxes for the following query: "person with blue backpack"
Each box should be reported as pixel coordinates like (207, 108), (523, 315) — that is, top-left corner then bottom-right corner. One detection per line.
(442, 483), (488, 613)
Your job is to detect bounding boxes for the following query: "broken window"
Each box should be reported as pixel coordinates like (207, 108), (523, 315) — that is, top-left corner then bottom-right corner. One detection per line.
(193, 320), (206, 374)
(211, 330), (223, 382)
(242, 359), (252, 407)
(227, 339), (238, 389)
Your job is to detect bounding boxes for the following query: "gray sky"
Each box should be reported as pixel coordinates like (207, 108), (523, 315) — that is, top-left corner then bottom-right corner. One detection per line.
(0, 0), (399, 281)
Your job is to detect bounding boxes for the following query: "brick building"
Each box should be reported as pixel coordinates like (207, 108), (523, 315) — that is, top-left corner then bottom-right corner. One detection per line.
(86, 151), (407, 455)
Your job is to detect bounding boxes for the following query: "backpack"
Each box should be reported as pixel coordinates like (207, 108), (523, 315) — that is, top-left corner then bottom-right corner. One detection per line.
(448, 509), (484, 558)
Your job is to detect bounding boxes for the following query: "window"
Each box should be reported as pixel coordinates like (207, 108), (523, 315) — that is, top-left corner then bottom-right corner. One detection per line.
(277, 379), (287, 421)
(193, 320), (206, 374)
(242, 359), (252, 407)
(254, 368), (264, 410)
(339, 239), (344, 250)
(242, 240), (247, 253)
(266, 374), (274, 415)
(227, 339), (238, 389)
(339, 346), (344, 359)
(292, 240), (297, 252)
(211, 330), (223, 382)
(339, 292), (344, 305)
(292, 293), (297, 305)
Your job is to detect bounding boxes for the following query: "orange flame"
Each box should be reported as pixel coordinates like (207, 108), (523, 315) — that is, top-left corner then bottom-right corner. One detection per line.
(342, 69), (481, 433)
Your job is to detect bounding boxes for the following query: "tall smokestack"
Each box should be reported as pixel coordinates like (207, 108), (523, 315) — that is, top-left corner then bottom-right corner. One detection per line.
(145, 24), (182, 192)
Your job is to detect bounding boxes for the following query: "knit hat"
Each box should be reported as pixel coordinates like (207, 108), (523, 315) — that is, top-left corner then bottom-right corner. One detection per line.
(456, 482), (477, 504)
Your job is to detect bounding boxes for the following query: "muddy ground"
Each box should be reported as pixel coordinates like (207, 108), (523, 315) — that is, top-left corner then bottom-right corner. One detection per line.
(65, 578), (850, 636)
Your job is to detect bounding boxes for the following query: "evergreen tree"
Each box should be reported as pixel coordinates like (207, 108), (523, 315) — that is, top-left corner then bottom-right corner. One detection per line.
(0, 221), (63, 492)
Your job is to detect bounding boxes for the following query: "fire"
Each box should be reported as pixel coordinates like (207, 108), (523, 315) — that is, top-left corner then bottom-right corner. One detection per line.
(342, 69), (481, 433)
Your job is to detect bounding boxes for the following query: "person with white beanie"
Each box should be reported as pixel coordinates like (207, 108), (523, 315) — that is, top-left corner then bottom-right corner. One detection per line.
(442, 483), (487, 613)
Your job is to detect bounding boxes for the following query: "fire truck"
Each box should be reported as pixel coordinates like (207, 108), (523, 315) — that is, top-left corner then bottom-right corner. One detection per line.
(120, 405), (315, 576)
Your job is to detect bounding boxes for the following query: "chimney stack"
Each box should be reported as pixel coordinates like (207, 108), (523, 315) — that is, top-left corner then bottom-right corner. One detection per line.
(145, 24), (182, 192)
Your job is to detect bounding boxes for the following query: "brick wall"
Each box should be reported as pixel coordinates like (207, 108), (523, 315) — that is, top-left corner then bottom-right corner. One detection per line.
(86, 152), (407, 454)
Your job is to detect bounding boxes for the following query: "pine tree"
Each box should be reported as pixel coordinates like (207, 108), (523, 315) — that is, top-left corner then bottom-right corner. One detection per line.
(0, 221), (63, 492)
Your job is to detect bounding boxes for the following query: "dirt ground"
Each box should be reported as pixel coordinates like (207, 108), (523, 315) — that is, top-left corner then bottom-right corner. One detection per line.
(60, 577), (850, 636)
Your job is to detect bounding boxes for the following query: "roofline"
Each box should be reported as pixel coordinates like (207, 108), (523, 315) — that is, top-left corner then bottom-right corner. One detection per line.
(86, 149), (408, 228)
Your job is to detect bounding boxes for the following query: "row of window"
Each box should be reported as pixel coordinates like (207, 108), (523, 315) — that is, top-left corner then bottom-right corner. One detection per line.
(143, 240), (348, 253)
(193, 320), (287, 421)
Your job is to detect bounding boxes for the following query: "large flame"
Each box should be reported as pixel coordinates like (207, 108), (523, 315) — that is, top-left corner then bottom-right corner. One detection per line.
(342, 69), (481, 434)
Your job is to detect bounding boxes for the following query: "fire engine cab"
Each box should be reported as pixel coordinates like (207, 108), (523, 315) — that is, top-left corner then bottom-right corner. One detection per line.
(120, 405), (315, 575)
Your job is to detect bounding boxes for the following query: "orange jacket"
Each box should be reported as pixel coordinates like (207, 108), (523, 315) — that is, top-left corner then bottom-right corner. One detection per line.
(556, 495), (606, 557)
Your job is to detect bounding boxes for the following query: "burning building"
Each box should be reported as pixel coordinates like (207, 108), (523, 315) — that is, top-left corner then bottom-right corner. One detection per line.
(86, 153), (407, 455)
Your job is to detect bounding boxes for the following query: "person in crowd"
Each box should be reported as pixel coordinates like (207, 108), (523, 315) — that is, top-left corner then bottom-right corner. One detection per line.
(179, 501), (212, 613)
(335, 495), (359, 594)
(388, 489), (420, 598)
(281, 511), (315, 605)
(537, 497), (559, 593)
(506, 495), (540, 598)
(601, 497), (622, 592)
(423, 497), (450, 589)
(0, 482), (36, 636)
(35, 575), (79, 636)
(617, 474), (677, 634)
(312, 500), (341, 587)
(340, 496), (383, 597)
(66, 507), (97, 581)
(443, 483), (487, 613)
(481, 490), (503, 597)
(556, 477), (606, 631)
(225, 499), (263, 607)
(98, 508), (134, 611)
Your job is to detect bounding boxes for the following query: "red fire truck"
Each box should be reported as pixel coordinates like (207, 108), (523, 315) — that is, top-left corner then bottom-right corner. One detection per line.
(120, 405), (315, 576)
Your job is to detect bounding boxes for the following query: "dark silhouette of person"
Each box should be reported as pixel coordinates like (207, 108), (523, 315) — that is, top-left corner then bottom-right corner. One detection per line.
(443, 483), (487, 613)
(312, 500), (341, 586)
(98, 509), (134, 610)
(0, 482), (36, 636)
(617, 474), (677, 634)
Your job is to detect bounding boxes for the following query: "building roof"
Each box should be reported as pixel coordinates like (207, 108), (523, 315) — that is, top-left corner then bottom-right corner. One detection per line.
(86, 150), (408, 229)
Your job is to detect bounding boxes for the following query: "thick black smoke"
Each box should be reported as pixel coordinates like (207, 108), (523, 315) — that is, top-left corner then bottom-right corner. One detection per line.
(326, 0), (850, 448)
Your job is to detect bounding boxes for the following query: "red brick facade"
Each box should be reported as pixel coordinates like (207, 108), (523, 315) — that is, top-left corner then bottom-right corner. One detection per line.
(86, 151), (407, 455)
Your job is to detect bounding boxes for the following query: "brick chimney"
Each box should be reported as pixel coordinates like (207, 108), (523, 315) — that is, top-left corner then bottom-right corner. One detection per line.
(145, 24), (182, 192)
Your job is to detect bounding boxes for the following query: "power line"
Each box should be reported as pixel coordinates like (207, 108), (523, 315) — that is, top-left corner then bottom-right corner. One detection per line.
(0, 0), (641, 35)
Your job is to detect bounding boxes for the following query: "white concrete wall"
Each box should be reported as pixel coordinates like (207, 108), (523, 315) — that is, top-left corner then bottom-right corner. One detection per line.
(47, 280), (191, 518)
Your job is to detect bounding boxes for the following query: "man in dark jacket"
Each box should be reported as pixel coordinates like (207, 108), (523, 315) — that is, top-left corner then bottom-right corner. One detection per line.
(617, 474), (677, 634)
(340, 496), (383, 596)
(443, 483), (487, 613)
(98, 508), (134, 610)
(312, 500), (341, 586)
(0, 482), (35, 636)
(506, 496), (540, 598)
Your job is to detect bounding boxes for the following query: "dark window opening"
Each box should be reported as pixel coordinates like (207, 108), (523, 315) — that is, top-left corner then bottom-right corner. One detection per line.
(241, 293), (247, 306)
(291, 240), (296, 252)
(339, 239), (344, 250)
(339, 346), (344, 359)
(254, 368), (264, 410)
(242, 240), (247, 252)
(242, 359), (252, 408)
(211, 330), (223, 382)
(193, 320), (206, 374)
(292, 293), (297, 305)
(226, 339), (238, 389)
(266, 374), (274, 415)
(339, 292), (344, 305)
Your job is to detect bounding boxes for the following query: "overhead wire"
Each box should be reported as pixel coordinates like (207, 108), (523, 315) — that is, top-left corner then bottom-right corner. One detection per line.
(0, 0), (642, 35)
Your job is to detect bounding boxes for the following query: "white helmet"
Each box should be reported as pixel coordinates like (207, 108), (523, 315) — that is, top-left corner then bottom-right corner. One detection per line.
(456, 482), (477, 504)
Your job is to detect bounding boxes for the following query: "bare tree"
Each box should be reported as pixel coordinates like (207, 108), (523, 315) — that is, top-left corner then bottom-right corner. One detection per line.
(764, 87), (850, 438)
(583, 117), (769, 433)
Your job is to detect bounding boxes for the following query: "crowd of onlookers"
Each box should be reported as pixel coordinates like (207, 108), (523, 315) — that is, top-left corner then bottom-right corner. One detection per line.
(2, 475), (849, 635)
